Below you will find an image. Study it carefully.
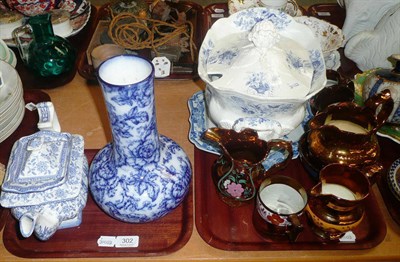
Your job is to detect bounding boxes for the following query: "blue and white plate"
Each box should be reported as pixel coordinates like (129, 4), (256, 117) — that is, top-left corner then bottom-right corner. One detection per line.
(188, 91), (313, 162)
(388, 158), (400, 202)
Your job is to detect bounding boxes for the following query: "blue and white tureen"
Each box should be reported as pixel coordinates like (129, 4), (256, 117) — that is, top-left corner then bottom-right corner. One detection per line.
(198, 8), (327, 141)
(0, 130), (88, 241)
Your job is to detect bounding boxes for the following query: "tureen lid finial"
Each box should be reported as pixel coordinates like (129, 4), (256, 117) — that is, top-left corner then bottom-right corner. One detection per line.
(248, 20), (280, 49)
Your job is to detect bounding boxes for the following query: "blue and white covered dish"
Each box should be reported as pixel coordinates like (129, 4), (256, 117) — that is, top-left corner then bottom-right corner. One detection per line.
(0, 130), (88, 241)
(198, 8), (327, 140)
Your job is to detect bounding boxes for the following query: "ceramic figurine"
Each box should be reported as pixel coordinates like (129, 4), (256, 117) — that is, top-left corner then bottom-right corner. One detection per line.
(343, 2), (400, 71)
(338, 0), (399, 44)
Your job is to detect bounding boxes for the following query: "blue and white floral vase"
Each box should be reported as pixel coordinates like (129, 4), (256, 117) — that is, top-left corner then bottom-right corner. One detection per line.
(89, 55), (192, 223)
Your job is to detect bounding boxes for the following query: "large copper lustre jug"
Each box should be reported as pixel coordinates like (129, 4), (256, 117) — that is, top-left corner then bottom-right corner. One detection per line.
(307, 89), (393, 181)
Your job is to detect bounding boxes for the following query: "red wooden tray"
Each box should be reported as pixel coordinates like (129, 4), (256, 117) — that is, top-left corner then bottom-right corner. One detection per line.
(0, 90), (50, 230)
(77, 1), (203, 81)
(307, 3), (346, 29)
(2, 149), (193, 258)
(11, 5), (97, 90)
(194, 147), (387, 251)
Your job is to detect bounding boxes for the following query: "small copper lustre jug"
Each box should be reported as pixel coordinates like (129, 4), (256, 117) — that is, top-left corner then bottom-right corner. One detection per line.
(202, 128), (292, 206)
(306, 163), (370, 241)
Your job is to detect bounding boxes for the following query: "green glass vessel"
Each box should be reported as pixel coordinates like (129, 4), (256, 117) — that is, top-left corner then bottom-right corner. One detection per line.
(13, 13), (76, 77)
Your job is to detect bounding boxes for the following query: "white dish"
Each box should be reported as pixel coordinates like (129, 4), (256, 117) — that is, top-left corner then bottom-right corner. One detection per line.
(377, 125), (400, 144)
(0, 98), (25, 143)
(3, 3), (91, 47)
(188, 91), (313, 160)
(199, 8), (326, 98)
(228, 0), (303, 17)
(294, 16), (344, 53)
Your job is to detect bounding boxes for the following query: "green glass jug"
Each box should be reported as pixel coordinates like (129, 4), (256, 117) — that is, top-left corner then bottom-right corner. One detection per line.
(13, 13), (76, 77)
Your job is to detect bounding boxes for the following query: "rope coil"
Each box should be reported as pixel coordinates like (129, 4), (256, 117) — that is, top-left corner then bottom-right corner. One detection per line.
(108, 11), (196, 61)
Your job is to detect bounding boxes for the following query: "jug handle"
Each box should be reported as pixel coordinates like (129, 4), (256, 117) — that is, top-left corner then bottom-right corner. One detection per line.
(12, 24), (32, 63)
(363, 89), (394, 133)
(263, 140), (293, 176)
(286, 214), (304, 242)
(202, 128), (223, 145)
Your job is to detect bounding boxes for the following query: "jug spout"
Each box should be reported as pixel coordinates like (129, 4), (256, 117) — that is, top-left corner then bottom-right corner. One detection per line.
(19, 212), (38, 238)
(19, 209), (61, 241)
(309, 163), (370, 211)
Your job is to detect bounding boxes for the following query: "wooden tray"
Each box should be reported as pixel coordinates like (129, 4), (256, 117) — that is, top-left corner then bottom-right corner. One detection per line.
(11, 5), (97, 90)
(77, 1), (203, 81)
(2, 149), (193, 258)
(0, 90), (51, 230)
(307, 3), (346, 29)
(194, 148), (387, 251)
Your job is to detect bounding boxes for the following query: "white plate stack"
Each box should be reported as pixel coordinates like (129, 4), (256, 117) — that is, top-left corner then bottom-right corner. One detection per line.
(0, 39), (17, 68)
(0, 60), (24, 143)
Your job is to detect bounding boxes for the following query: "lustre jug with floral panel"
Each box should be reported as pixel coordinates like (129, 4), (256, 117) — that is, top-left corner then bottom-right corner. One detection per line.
(202, 128), (292, 207)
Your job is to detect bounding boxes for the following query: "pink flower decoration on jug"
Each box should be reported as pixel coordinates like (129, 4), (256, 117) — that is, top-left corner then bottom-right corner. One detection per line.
(227, 182), (244, 198)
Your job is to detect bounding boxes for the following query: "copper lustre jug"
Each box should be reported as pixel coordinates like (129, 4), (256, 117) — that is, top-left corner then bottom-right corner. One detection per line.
(202, 128), (293, 206)
(306, 163), (371, 241)
(307, 89), (394, 181)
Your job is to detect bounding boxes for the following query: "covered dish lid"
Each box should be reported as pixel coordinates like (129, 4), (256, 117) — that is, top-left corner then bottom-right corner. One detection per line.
(199, 8), (327, 100)
(0, 130), (86, 207)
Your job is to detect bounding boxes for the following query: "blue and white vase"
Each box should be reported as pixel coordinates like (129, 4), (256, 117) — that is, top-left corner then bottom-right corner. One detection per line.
(89, 55), (192, 223)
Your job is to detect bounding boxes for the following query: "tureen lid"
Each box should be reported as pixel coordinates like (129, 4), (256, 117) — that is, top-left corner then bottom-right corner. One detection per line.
(0, 130), (86, 207)
(206, 19), (314, 98)
(199, 8), (327, 100)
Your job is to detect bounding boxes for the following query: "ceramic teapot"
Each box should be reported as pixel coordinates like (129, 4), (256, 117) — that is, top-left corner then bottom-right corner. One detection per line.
(202, 128), (293, 206)
(361, 54), (400, 124)
(306, 163), (370, 241)
(307, 89), (394, 181)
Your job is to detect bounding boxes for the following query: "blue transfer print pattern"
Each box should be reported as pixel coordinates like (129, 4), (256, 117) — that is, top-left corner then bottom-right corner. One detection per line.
(90, 55), (192, 223)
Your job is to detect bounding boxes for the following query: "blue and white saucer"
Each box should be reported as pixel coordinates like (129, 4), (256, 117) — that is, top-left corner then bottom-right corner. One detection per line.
(188, 91), (313, 163)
